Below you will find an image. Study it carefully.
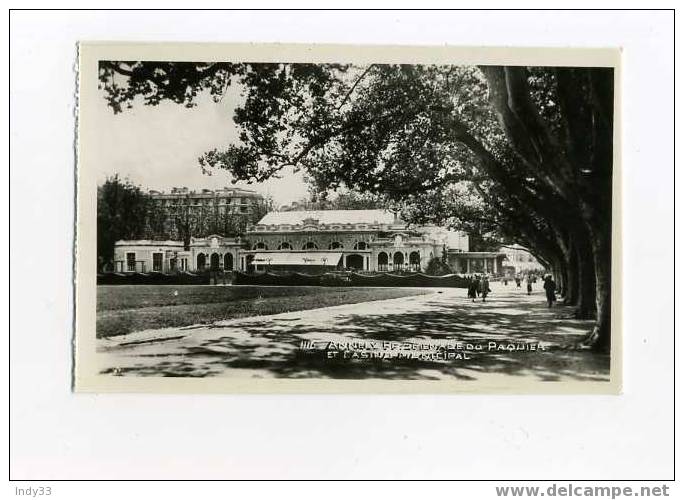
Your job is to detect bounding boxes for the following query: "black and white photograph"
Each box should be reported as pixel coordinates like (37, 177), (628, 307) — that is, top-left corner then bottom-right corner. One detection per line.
(10, 7), (676, 487)
(75, 44), (621, 392)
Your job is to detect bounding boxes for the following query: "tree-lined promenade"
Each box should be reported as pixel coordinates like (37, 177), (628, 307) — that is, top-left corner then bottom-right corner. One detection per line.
(99, 61), (614, 352)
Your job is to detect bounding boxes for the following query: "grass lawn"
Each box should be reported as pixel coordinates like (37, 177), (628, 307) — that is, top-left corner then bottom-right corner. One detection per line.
(97, 285), (432, 338)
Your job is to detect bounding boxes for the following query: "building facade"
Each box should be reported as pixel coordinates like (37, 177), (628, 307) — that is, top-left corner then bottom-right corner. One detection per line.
(112, 209), (483, 275)
(113, 235), (243, 273)
(112, 240), (186, 273)
(446, 250), (508, 275)
(148, 186), (263, 216)
(241, 210), (469, 273)
(145, 186), (265, 241)
(499, 244), (546, 275)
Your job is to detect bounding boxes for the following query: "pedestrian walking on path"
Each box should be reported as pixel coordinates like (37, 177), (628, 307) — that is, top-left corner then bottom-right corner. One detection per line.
(481, 276), (491, 302)
(526, 275), (533, 295)
(543, 275), (557, 307)
(467, 277), (478, 302)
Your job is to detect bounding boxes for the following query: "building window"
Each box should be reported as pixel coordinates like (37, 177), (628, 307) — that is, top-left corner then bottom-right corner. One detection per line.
(329, 241), (343, 250)
(210, 253), (220, 270)
(152, 253), (163, 272)
(393, 252), (405, 267)
(346, 254), (364, 270)
(378, 252), (388, 271)
(126, 252), (136, 272)
(354, 241), (367, 250)
(253, 242), (267, 250)
(278, 242), (292, 250)
(409, 251), (421, 270)
(197, 253), (206, 271)
(303, 241), (318, 250)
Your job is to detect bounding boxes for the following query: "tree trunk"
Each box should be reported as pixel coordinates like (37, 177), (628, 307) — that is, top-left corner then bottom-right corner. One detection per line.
(552, 260), (564, 296)
(574, 229), (597, 319)
(564, 246), (578, 305)
(581, 224), (611, 353)
(558, 259), (568, 298)
(558, 232), (578, 305)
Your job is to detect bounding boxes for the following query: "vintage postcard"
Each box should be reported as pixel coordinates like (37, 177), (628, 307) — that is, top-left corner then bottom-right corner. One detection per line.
(75, 43), (622, 393)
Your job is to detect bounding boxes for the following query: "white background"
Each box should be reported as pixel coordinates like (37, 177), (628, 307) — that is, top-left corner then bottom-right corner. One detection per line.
(7, 6), (677, 493)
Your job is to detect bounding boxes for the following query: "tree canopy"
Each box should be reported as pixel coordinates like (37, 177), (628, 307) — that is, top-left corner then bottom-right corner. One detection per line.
(97, 175), (149, 269)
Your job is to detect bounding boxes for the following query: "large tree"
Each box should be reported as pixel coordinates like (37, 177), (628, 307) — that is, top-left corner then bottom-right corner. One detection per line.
(99, 61), (614, 352)
(96, 175), (149, 270)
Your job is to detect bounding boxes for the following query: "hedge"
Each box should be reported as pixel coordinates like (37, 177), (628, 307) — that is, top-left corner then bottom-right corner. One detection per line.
(233, 271), (469, 288)
(97, 271), (210, 285)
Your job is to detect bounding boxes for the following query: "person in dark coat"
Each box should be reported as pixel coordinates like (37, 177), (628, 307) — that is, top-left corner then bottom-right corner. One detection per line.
(481, 276), (491, 302)
(467, 277), (477, 302)
(526, 275), (533, 295)
(515, 276), (521, 288)
(543, 275), (557, 307)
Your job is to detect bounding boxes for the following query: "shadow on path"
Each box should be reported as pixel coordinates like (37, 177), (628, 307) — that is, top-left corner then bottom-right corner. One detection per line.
(100, 287), (610, 381)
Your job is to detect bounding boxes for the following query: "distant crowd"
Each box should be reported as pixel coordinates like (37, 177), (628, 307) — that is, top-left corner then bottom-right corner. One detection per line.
(466, 272), (558, 307)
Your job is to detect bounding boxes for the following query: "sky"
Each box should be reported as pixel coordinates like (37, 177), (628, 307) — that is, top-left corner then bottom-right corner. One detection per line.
(93, 85), (310, 207)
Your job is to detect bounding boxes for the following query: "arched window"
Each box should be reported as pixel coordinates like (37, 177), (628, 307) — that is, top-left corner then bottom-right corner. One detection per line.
(329, 241), (343, 250)
(278, 242), (292, 250)
(354, 241), (368, 250)
(210, 253), (220, 270)
(409, 251), (421, 270)
(303, 241), (318, 250)
(253, 242), (268, 250)
(377, 252), (388, 271)
(393, 252), (405, 266)
(224, 253), (234, 270)
(196, 253), (206, 271)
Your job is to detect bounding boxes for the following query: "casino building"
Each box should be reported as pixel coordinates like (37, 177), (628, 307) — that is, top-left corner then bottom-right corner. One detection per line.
(112, 208), (516, 276)
(113, 209), (471, 274)
(241, 209), (469, 273)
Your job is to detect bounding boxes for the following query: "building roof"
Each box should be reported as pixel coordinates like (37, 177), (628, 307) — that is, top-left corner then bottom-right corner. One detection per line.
(499, 244), (532, 253)
(447, 251), (507, 257)
(149, 187), (261, 198)
(114, 239), (185, 247)
(257, 209), (398, 226)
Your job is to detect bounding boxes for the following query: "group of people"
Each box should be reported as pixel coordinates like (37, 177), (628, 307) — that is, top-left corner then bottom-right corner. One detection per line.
(473, 273), (558, 308)
(503, 273), (538, 290)
(466, 274), (492, 302)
